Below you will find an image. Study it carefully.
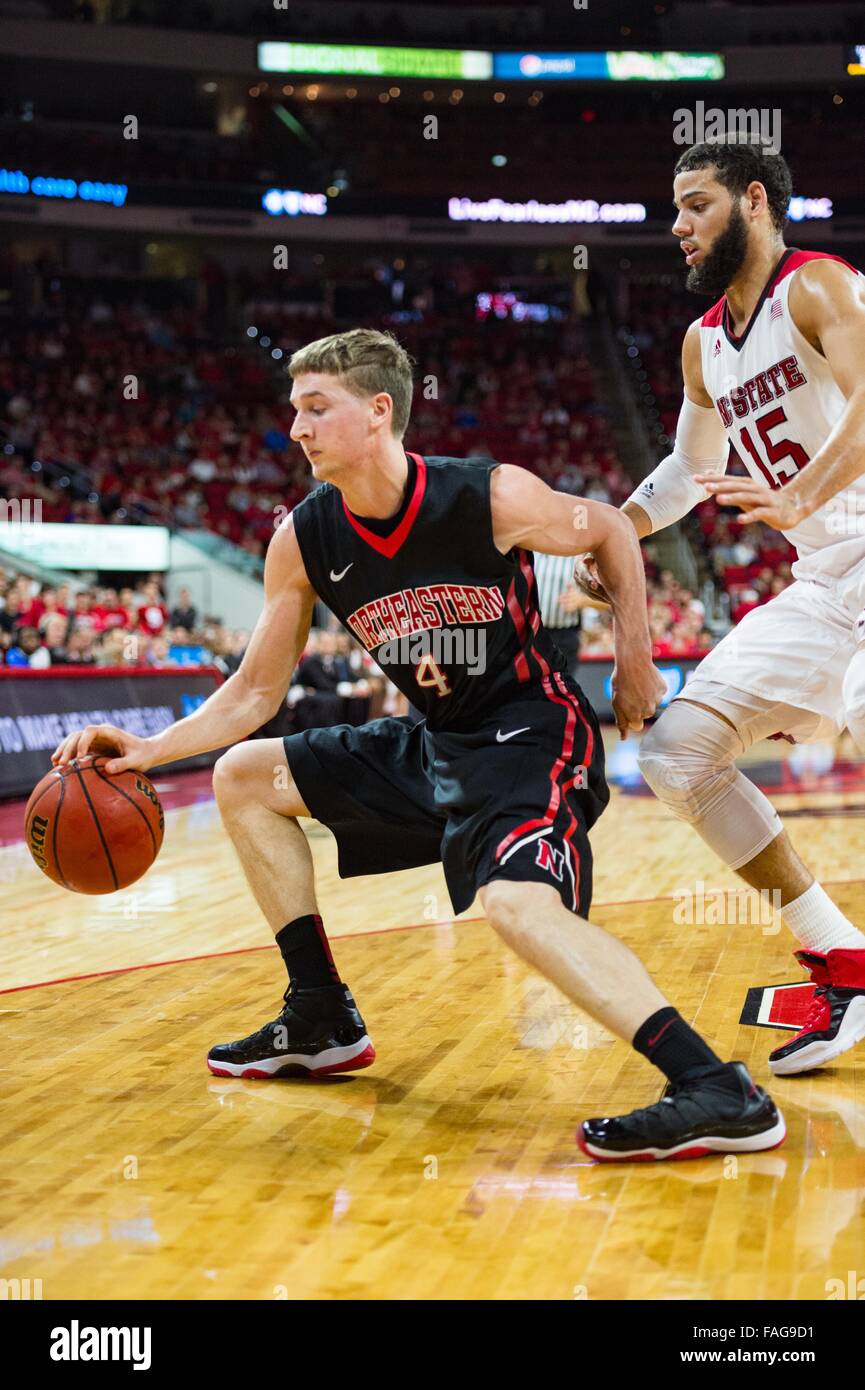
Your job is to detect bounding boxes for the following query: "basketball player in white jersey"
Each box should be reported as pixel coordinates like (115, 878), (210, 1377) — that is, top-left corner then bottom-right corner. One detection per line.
(576, 137), (865, 1076)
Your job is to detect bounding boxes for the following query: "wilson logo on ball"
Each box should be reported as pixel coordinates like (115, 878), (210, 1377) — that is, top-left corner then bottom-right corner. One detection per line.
(28, 814), (50, 873)
(135, 777), (165, 832)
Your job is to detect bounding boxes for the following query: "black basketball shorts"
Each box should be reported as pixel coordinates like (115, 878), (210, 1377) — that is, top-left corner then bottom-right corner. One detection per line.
(283, 672), (610, 917)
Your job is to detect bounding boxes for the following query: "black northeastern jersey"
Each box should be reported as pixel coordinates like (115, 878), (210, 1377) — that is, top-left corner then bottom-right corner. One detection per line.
(290, 452), (569, 731)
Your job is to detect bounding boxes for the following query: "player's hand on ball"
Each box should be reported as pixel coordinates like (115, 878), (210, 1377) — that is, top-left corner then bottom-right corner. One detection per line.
(51, 724), (157, 776)
(572, 554), (611, 608)
(611, 662), (668, 739)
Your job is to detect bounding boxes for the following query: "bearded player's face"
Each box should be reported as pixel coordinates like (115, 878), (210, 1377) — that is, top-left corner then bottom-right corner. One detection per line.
(290, 372), (394, 479)
(672, 168), (750, 298)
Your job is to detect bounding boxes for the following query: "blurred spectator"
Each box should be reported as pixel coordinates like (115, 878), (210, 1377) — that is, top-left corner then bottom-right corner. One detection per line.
(92, 588), (129, 632)
(137, 581), (169, 636)
(145, 635), (173, 669)
(0, 593), (24, 636)
(213, 629), (249, 676)
(64, 630), (97, 666)
(94, 628), (132, 668)
(290, 630), (371, 731)
(169, 587), (198, 631)
(42, 614), (70, 664)
(69, 590), (97, 635)
(168, 626), (210, 667)
(6, 627), (44, 667)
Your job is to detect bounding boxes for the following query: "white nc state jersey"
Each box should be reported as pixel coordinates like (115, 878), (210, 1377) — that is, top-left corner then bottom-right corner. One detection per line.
(699, 247), (865, 576)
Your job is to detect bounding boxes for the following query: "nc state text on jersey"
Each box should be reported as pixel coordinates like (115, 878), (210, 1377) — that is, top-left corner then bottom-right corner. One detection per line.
(715, 354), (807, 428)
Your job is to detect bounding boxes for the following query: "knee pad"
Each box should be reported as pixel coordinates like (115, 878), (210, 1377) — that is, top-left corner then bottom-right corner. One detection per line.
(637, 701), (743, 821)
(637, 700), (782, 870)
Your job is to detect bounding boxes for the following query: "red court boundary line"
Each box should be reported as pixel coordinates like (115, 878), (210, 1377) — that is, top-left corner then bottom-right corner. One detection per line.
(4, 875), (865, 998)
(0, 915), (488, 996)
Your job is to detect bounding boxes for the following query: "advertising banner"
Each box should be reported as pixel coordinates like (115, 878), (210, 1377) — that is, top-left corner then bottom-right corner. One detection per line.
(0, 667), (224, 800)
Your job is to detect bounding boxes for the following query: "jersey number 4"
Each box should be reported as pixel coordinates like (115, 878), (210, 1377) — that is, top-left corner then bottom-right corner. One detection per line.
(737, 406), (810, 490)
(415, 652), (451, 697)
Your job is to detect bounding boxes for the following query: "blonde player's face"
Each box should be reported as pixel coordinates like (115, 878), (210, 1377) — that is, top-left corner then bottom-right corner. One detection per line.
(289, 372), (392, 480)
(671, 170), (733, 269)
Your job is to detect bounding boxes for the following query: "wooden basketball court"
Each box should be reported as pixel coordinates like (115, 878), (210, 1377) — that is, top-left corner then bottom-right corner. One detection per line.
(2, 728), (863, 1300)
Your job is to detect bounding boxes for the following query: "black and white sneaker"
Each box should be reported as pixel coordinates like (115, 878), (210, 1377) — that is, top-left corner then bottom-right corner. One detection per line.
(207, 984), (375, 1079)
(576, 1061), (785, 1162)
(769, 948), (865, 1076)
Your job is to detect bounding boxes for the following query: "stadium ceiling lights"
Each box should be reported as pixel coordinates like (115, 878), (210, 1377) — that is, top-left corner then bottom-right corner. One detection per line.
(258, 43), (723, 83)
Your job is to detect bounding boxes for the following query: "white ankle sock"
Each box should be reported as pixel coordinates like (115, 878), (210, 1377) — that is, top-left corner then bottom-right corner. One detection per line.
(780, 882), (865, 953)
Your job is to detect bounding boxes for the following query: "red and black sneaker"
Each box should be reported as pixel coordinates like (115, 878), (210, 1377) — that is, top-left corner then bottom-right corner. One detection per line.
(207, 984), (375, 1079)
(768, 949), (865, 1076)
(576, 1061), (785, 1162)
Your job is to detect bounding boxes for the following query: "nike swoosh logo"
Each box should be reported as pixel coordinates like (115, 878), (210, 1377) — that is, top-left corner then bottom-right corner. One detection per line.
(496, 726), (531, 743)
(646, 1017), (676, 1048)
(330, 564), (353, 582)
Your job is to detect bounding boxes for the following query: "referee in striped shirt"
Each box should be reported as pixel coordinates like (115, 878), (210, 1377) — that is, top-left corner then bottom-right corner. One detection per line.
(532, 550), (583, 671)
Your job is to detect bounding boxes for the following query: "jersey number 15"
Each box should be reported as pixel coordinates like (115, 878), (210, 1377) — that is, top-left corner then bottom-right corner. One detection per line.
(737, 406), (810, 490)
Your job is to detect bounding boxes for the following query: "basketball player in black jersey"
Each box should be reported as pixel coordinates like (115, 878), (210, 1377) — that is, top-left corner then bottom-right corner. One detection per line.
(53, 329), (785, 1161)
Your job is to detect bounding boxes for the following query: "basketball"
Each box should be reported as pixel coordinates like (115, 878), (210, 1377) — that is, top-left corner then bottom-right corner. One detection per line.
(24, 756), (164, 895)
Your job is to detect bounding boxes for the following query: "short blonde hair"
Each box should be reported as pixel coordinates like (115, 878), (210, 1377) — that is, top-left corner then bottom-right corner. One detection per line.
(288, 328), (415, 438)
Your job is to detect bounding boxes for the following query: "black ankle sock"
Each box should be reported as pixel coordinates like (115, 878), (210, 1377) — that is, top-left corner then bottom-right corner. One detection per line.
(632, 1007), (725, 1085)
(276, 914), (341, 991)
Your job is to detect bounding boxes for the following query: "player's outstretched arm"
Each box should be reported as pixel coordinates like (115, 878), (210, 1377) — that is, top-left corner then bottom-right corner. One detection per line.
(491, 465), (667, 735)
(51, 516), (316, 773)
(700, 259), (865, 528)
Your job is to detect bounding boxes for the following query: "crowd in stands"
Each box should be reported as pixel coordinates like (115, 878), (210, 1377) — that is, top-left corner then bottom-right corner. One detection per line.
(573, 569), (714, 660)
(0, 558), (715, 687)
(0, 257), (629, 565)
(0, 295), (307, 560)
(0, 564), (400, 728)
(0, 571), (249, 674)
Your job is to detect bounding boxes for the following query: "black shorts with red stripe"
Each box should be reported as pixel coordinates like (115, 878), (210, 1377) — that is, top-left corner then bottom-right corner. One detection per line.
(283, 671), (609, 917)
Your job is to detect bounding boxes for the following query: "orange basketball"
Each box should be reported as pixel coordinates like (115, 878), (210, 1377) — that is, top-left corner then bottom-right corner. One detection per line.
(24, 755), (164, 894)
